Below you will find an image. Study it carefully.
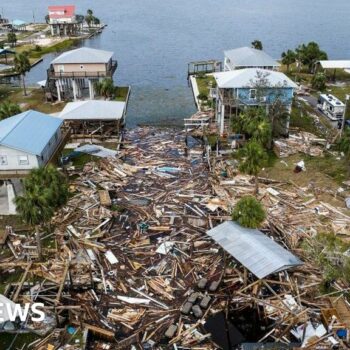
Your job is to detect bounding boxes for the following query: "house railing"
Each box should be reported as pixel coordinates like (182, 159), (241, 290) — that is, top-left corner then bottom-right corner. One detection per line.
(48, 60), (118, 79)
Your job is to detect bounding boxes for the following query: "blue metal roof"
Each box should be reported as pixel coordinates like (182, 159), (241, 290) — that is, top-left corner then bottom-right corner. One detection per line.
(0, 110), (63, 155)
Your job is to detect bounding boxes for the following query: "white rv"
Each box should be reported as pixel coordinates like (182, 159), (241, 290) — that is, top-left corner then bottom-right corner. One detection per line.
(318, 94), (345, 126)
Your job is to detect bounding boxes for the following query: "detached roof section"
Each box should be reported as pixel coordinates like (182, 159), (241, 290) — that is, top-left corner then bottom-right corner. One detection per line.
(224, 47), (279, 68)
(58, 100), (126, 121)
(51, 47), (114, 65)
(0, 110), (63, 155)
(207, 221), (302, 279)
(213, 68), (297, 89)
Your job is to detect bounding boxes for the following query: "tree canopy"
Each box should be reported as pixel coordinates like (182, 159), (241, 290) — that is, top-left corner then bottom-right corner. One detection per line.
(232, 107), (272, 148)
(251, 40), (263, 50)
(295, 42), (328, 72)
(232, 196), (266, 228)
(94, 78), (116, 99)
(7, 32), (17, 47)
(15, 166), (69, 259)
(238, 140), (268, 194)
(14, 52), (31, 96)
(281, 49), (296, 72)
(0, 101), (21, 120)
(311, 72), (327, 91)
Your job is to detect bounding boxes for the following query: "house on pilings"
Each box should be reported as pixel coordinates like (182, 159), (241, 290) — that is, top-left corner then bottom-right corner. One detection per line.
(46, 47), (118, 101)
(48, 5), (83, 37)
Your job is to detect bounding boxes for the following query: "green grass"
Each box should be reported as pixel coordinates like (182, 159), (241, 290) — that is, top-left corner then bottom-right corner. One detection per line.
(28, 38), (78, 59)
(115, 86), (130, 102)
(0, 87), (66, 114)
(289, 101), (322, 136)
(195, 75), (216, 99)
(305, 153), (349, 185)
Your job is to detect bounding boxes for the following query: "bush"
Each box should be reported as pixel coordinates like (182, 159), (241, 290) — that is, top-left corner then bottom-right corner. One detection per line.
(197, 93), (208, 101)
(231, 196), (266, 228)
(34, 45), (42, 52)
(312, 73), (327, 91)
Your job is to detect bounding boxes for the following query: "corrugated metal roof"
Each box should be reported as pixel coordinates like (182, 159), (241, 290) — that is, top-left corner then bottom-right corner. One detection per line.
(51, 47), (114, 64)
(319, 60), (350, 69)
(58, 100), (126, 121)
(213, 68), (298, 89)
(0, 110), (63, 155)
(224, 47), (279, 68)
(206, 221), (302, 279)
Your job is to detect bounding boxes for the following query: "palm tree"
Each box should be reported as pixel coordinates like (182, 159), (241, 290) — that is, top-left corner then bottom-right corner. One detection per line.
(85, 9), (94, 27)
(251, 40), (263, 50)
(239, 140), (268, 194)
(14, 52), (31, 96)
(7, 32), (17, 47)
(94, 78), (115, 99)
(232, 108), (272, 149)
(232, 196), (266, 228)
(281, 50), (296, 72)
(0, 101), (21, 120)
(15, 186), (53, 260)
(15, 166), (69, 260)
(25, 165), (69, 208)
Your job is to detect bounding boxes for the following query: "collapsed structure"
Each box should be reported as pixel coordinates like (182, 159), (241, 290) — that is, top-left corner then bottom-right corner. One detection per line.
(1, 127), (350, 349)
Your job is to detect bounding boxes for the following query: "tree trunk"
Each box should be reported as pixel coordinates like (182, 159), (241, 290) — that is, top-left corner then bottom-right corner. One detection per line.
(254, 175), (259, 195)
(22, 75), (27, 96)
(35, 225), (42, 260)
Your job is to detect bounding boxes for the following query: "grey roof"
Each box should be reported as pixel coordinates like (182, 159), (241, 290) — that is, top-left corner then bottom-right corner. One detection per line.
(224, 47), (279, 68)
(206, 221), (302, 279)
(213, 68), (298, 89)
(51, 47), (114, 64)
(58, 100), (126, 121)
(319, 60), (350, 69)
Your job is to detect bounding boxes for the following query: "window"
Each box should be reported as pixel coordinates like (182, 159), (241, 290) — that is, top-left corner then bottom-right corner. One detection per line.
(80, 65), (84, 69)
(18, 155), (29, 165)
(249, 89), (257, 100)
(0, 155), (7, 165)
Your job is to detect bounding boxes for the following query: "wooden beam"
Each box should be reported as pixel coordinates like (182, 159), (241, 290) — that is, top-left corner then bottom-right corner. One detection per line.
(55, 261), (70, 305)
(12, 262), (32, 302)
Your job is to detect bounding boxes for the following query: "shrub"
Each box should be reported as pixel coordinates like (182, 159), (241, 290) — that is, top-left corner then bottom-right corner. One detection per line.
(231, 196), (266, 228)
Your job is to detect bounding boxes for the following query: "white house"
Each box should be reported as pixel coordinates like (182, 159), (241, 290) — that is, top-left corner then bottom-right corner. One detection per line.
(0, 110), (64, 176)
(224, 47), (280, 71)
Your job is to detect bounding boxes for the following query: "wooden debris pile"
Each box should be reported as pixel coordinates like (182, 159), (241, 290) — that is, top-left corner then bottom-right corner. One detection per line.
(1, 127), (350, 349)
(274, 131), (327, 158)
